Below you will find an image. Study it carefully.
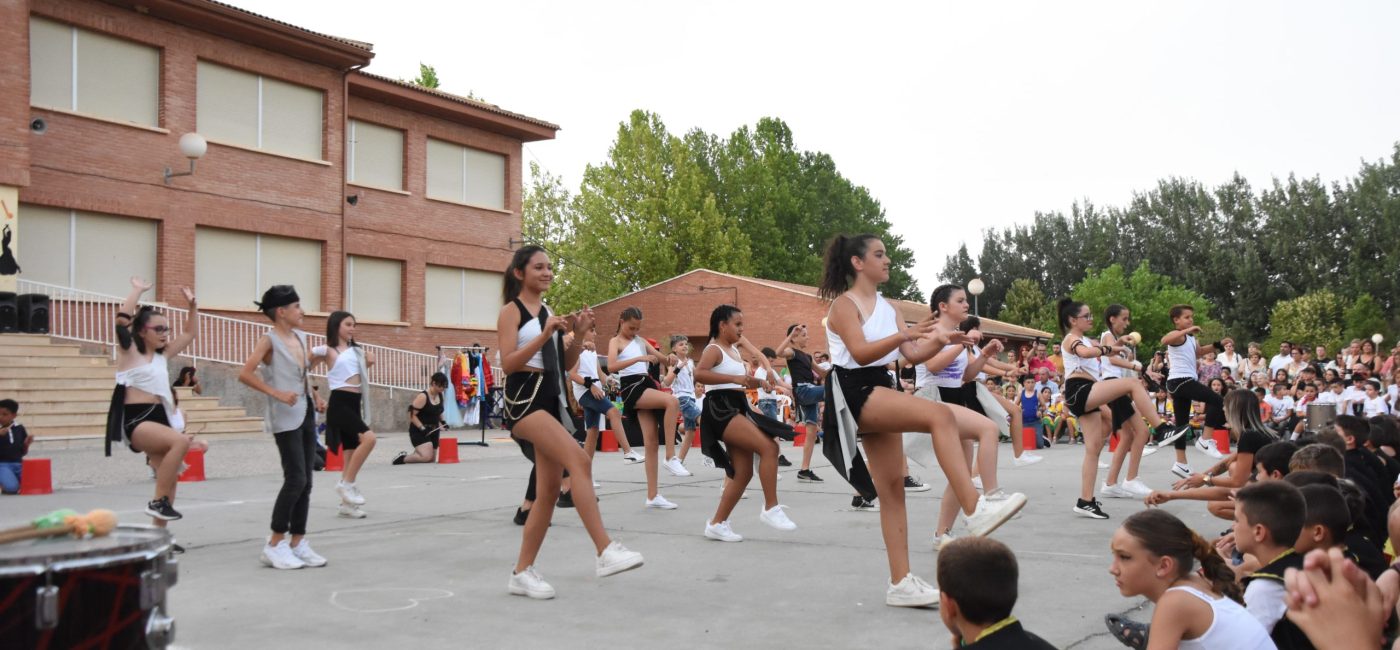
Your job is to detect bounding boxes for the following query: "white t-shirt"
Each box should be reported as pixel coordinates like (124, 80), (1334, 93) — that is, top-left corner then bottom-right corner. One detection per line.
(1217, 351), (1243, 377)
(1243, 580), (1288, 635)
(670, 359), (695, 399)
(1363, 395), (1391, 417)
(755, 367), (778, 401)
(1341, 386), (1367, 410)
(1264, 395), (1293, 422)
(574, 349), (600, 400)
(1314, 391), (1343, 413)
(1268, 354), (1292, 374)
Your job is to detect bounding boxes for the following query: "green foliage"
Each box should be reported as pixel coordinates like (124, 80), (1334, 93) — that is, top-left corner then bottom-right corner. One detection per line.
(999, 279), (1054, 333)
(411, 63), (440, 89)
(1265, 291), (1346, 354)
(942, 144), (1400, 340)
(522, 110), (922, 310)
(1069, 263), (1220, 362)
(1344, 293), (1389, 345)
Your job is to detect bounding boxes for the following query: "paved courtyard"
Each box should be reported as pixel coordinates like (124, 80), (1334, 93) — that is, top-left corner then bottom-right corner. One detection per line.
(8, 432), (1238, 649)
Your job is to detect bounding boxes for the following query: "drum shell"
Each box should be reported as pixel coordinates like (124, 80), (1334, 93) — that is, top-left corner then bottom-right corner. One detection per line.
(1307, 403), (1337, 433)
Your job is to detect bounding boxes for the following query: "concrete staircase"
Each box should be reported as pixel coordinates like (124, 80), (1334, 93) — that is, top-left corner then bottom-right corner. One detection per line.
(0, 333), (265, 438)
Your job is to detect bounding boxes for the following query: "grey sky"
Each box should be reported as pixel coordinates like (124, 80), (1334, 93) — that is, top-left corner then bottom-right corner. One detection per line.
(234, 0), (1400, 290)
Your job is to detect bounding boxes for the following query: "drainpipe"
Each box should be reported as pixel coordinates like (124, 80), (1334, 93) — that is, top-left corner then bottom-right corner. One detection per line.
(340, 63), (367, 314)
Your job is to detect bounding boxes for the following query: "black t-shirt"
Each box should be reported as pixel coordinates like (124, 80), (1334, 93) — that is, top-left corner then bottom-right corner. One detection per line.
(1237, 428), (1275, 456)
(788, 349), (815, 385)
(0, 423), (29, 462)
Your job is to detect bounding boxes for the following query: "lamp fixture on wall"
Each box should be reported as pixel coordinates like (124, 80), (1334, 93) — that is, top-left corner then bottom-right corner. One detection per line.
(163, 133), (207, 184)
(968, 277), (985, 316)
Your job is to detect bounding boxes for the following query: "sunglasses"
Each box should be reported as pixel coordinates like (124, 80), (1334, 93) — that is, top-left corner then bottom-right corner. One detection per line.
(147, 326), (170, 334)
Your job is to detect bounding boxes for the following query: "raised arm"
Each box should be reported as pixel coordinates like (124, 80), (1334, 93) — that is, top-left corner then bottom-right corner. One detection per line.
(163, 287), (199, 358)
(562, 308), (592, 370)
(115, 276), (152, 352)
(775, 327), (799, 360)
(963, 339), (1003, 381)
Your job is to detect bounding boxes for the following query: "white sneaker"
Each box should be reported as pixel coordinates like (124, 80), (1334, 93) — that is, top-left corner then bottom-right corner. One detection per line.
(664, 457), (692, 477)
(1099, 482), (1132, 499)
(1196, 437), (1224, 459)
(886, 573), (939, 608)
(622, 450), (644, 464)
(961, 493), (1027, 537)
(1121, 479), (1154, 498)
(260, 539), (305, 570)
(596, 541), (644, 577)
(1141, 445), (1159, 457)
(508, 566), (555, 599)
(704, 520), (743, 542)
(933, 531), (957, 551)
(593, 481), (602, 489)
(1098, 460), (1111, 469)
(1171, 462), (1193, 479)
(983, 488), (1012, 502)
(338, 504), (367, 519)
(759, 505), (797, 531)
(702, 456), (716, 469)
(1013, 453), (1044, 467)
(971, 476), (984, 490)
(645, 495), (678, 510)
(291, 540), (327, 567)
(337, 481), (365, 506)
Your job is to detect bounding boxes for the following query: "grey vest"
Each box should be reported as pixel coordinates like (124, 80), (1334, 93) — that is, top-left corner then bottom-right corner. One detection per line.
(262, 329), (312, 433)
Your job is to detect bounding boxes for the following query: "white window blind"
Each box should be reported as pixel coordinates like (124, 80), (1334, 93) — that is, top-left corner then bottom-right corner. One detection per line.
(197, 60), (323, 159)
(346, 255), (402, 322)
(195, 227), (322, 311)
(347, 120), (405, 190)
(424, 138), (506, 210)
(21, 204), (156, 297)
(424, 265), (503, 328)
(29, 17), (159, 126)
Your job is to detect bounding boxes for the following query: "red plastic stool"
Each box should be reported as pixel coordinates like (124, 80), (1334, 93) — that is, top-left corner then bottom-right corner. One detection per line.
(600, 429), (619, 452)
(1023, 427), (1038, 451)
(1108, 432), (1120, 452)
(691, 432), (701, 448)
(438, 437), (460, 464)
(324, 446), (343, 472)
(19, 458), (53, 495)
(1212, 428), (1230, 454)
(179, 449), (206, 482)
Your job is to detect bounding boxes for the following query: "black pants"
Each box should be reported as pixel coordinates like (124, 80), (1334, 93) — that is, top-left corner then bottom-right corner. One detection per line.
(1167, 377), (1223, 450)
(272, 406), (316, 535)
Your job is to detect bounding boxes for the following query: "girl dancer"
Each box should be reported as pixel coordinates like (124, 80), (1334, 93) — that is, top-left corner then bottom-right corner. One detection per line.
(776, 323), (828, 482)
(1099, 304), (1158, 501)
(696, 305), (798, 542)
(570, 331), (643, 465)
(962, 317), (1043, 467)
(1160, 304), (1225, 479)
(393, 372), (448, 465)
(664, 336), (702, 464)
(109, 276), (197, 525)
(238, 285), (329, 570)
(609, 307), (687, 509)
(317, 311), (377, 516)
(499, 246), (642, 599)
(903, 286), (1021, 549)
(819, 235), (1026, 608)
(1056, 299), (1179, 520)
(1105, 509), (1273, 649)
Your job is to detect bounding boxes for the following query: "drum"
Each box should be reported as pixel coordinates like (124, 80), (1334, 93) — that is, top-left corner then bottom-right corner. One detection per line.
(0, 524), (177, 649)
(1307, 403), (1338, 433)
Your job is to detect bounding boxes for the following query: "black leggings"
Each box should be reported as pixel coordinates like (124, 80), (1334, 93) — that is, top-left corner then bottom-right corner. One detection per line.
(1167, 377), (1223, 450)
(271, 406), (316, 535)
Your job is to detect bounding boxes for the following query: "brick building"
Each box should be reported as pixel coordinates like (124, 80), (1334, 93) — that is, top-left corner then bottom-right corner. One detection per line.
(591, 269), (1051, 365)
(1, 0), (557, 354)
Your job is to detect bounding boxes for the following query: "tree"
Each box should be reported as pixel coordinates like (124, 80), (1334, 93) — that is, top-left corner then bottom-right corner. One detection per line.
(999, 279), (1054, 333)
(1070, 263), (1220, 362)
(1265, 291), (1346, 354)
(1344, 293), (1389, 345)
(411, 63), (440, 89)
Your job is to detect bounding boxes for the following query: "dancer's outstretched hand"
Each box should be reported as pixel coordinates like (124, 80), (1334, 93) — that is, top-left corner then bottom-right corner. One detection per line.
(131, 276), (153, 292)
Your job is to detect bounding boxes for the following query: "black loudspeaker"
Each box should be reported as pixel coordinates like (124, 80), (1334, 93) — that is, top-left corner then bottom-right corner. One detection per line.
(17, 294), (48, 334)
(0, 292), (15, 333)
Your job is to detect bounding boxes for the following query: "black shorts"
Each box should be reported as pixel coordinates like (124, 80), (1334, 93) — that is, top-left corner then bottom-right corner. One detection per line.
(409, 425), (441, 449)
(618, 374), (660, 414)
(1109, 395), (1136, 430)
(327, 390), (371, 450)
(502, 371), (562, 429)
(123, 403), (170, 452)
(1064, 377), (1097, 417)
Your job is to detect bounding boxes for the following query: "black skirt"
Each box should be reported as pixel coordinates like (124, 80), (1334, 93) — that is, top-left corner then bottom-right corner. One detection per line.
(618, 374), (660, 415)
(700, 389), (795, 478)
(326, 389), (370, 449)
(821, 365), (896, 501)
(503, 371), (561, 429)
(1109, 395), (1136, 430)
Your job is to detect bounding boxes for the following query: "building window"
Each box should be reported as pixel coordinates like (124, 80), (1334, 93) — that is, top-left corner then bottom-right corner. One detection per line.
(194, 227), (322, 311)
(347, 120), (404, 191)
(425, 138), (506, 210)
(29, 17), (160, 127)
(196, 60), (323, 160)
(346, 256), (402, 323)
(424, 265), (503, 328)
(22, 204), (157, 297)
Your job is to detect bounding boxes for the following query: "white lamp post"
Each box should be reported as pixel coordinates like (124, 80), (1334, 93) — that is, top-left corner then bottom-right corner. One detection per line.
(164, 133), (207, 184)
(968, 278), (985, 316)
(1374, 333), (1385, 346)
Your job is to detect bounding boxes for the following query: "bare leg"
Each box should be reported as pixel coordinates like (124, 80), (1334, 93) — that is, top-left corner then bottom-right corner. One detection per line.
(342, 431), (377, 483)
(637, 410), (661, 499)
(858, 388), (980, 514)
(404, 442), (436, 463)
(512, 411), (612, 573)
(1104, 423), (1131, 485)
(677, 425), (697, 462)
(800, 421), (819, 470)
(604, 408), (634, 455)
(711, 447), (754, 525)
(1125, 417), (1148, 481)
(1079, 410), (1109, 501)
(584, 426), (600, 462)
(992, 391), (1026, 458)
(1085, 379), (1166, 429)
(937, 440), (977, 534)
(861, 432), (911, 583)
(132, 423), (190, 529)
(635, 389), (680, 461)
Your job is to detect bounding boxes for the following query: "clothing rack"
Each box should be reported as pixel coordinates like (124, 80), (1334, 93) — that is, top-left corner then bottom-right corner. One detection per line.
(439, 345), (496, 447)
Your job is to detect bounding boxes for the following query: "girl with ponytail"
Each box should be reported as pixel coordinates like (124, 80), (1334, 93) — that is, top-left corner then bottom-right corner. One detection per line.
(1107, 510), (1273, 649)
(817, 234), (1027, 609)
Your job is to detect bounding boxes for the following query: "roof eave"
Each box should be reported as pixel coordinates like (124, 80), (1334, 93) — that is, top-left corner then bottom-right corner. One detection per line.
(349, 74), (558, 142)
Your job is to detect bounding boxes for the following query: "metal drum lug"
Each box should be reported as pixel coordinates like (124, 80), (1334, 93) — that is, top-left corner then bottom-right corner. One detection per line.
(139, 569), (166, 610)
(35, 585), (59, 630)
(145, 608), (176, 649)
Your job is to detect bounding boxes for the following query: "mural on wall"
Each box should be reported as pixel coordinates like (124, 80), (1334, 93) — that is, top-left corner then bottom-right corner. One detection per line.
(0, 224), (19, 275)
(0, 193), (16, 292)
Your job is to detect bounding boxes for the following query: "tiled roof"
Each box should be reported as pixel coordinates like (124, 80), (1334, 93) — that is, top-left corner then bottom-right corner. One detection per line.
(203, 0), (374, 50)
(354, 71), (561, 131)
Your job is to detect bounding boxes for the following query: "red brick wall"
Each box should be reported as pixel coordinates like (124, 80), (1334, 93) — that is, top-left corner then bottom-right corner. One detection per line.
(0, 0), (33, 188)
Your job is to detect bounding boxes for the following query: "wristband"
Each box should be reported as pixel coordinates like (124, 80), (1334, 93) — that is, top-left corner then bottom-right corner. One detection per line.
(117, 311), (133, 320)
(584, 377), (596, 389)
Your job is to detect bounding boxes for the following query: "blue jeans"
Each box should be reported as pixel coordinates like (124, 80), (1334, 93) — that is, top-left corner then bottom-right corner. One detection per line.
(1028, 421), (1049, 449)
(758, 399), (779, 421)
(793, 383), (823, 425)
(0, 461), (22, 494)
(677, 395), (701, 431)
(578, 391), (615, 430)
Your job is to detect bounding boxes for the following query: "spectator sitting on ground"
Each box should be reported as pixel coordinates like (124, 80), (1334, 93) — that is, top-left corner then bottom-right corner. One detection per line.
(1033, 367), (1059, 398)
(173, 366), (203, 395)
(936, 536), (1055, 649)
(1230, 481), (1313, 649)
(0, 399), (32, 494)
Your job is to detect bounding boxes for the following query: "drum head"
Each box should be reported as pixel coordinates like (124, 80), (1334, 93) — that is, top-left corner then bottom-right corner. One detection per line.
(0, 525), (172, 577)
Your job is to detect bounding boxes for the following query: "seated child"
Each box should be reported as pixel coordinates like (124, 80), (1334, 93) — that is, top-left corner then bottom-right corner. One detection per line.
(937, 536), (1055, 649)
(1233, 481), (1313, 649)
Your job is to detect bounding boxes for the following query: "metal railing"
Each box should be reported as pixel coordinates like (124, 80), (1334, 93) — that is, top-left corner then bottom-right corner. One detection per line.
(17, 279), (438, 391)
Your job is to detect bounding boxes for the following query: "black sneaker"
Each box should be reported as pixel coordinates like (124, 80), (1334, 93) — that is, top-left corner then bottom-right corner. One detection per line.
(557, 491), (575, 508)
(903, 475), (932, 492)
(1153, 423), (1188, 448)
(514, 507), (529, 526)
(797, 469), (824, 483)
(146, 496), (183, 521)
(1073, 498), (1109, 520)
(171, 542), (186, 554)
(392, 451), (408, 466)
(850, 495), (879, 512)
(778, 455), (792, 467)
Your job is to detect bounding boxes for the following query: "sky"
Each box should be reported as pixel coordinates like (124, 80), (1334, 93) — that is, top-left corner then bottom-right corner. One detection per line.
(232, 0), (1400, 289)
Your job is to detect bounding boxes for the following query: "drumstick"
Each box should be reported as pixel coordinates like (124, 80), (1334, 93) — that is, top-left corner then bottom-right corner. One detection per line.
(0, 509), (118, 545)
(0, 508), (78, 537)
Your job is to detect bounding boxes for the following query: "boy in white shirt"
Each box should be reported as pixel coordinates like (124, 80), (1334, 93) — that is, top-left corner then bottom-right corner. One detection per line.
(1362, 380), (1391, 418)
(1263, 384), (1294, 431)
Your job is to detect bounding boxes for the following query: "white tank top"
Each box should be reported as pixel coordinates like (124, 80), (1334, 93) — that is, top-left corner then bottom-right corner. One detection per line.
(1062, 333), (1102, 377)
(616, 336), (648, 377)
(1099, 330), (1124, 380)
(827, 294), (900, 369)
(517, 309), (546, 370)
(971, 346), (988, 382)
(1168, 333), (1198, 380)
(671, 359), (695, 398)
(326, 346), (362, 390)
(1167, 586), (1275, 650)
(918, 343), (967, 388)
(704, 343), (746, 390)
